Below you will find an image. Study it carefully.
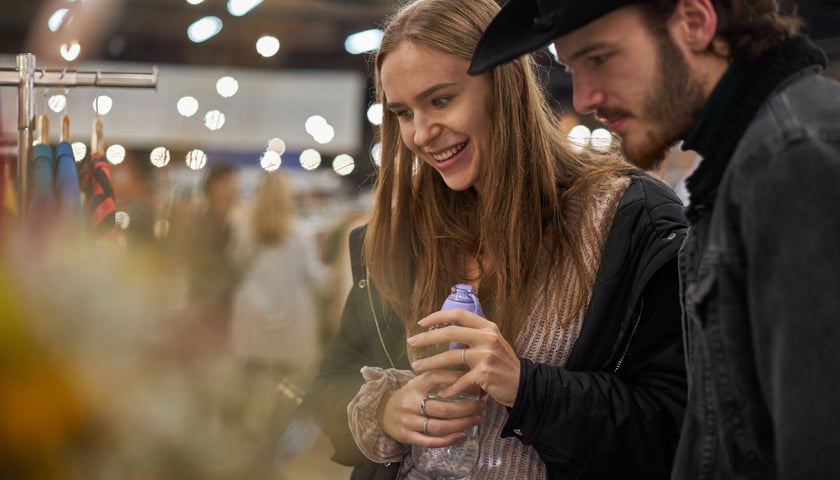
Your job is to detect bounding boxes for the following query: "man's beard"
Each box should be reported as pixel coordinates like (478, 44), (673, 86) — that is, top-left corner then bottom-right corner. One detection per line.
(614, 31), (706, 170)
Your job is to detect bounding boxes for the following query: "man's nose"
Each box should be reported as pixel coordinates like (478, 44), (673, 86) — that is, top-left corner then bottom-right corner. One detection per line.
(572, 73), (605, 115)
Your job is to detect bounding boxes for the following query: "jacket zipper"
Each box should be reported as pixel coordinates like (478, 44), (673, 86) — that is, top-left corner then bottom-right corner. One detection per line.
(366, 268), (396, 369)
(613, 297), (643, 373)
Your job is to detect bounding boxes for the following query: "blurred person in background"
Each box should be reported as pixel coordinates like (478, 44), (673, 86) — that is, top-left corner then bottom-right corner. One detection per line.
(306, 0), (688, 478)
(315, 204), (370, 345)
(470, 0), (840, 478)
(185, 164), (242, 352)
(226, 170), (329, 476)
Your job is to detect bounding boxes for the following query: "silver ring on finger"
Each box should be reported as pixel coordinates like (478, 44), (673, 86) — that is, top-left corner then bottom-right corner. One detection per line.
(423, 417), (431, 435)
(420, 398), (427, 417)
(461, 347), (467, 366)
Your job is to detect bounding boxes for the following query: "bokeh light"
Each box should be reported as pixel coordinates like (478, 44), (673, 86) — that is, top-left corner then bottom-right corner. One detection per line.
(299, 149), (321, 171)
(185, 149), (207, 170)
(150, 147), (171, 168)
(260, 150), (281, 171)
(105, 144), (126, 165)
(332, 154), (355, 176)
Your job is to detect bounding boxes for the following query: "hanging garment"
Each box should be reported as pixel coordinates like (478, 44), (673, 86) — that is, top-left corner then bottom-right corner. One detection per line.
(29, 143), (56, 225)
(79, 152), (117, 243)
(54, 141), (83, 226)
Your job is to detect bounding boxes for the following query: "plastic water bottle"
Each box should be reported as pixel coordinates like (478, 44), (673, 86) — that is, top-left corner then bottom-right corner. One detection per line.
(411, 284), (482, 479)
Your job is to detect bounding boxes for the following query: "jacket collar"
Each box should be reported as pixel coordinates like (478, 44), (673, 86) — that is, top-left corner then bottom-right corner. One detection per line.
(682, 34), (827, 218)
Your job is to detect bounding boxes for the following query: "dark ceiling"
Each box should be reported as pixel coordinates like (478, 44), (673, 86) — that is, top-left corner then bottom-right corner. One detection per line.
(0, 0), (838, 117)
(2, 0), (839, 75)
(0, 0), (397, 73)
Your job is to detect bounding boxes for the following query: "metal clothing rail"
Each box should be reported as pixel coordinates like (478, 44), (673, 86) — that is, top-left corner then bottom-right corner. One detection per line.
(1, 53), (158, 216)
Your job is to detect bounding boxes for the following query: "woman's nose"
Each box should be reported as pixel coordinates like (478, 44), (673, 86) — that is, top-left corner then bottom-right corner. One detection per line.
(412, 113), (440, 148)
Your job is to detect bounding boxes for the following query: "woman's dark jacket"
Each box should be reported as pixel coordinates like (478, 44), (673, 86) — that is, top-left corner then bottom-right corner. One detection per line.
(305, 172), (688, 480)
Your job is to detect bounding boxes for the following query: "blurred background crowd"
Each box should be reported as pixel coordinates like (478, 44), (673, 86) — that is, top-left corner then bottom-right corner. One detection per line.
(0, 162), (367, 479)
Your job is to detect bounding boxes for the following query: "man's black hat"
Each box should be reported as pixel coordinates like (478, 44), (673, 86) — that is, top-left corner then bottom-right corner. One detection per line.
(469, 0), (633, 74)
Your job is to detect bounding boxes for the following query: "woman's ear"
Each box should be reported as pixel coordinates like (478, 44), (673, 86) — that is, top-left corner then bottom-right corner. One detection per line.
(670, 0), (718, 52)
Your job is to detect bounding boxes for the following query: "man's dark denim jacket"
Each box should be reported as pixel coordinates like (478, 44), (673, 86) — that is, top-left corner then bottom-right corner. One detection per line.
(671, 36), (840, 479)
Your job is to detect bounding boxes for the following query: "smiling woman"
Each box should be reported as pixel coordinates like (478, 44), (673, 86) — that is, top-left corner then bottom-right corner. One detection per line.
(306, 0), (689, 479)
(380, 41), (492, 191)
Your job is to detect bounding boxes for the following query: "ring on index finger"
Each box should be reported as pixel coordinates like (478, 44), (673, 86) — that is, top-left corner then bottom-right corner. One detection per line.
(461, 347), (467, 366)
(423, 417), (431, 435)
(420, 398), (427, 417)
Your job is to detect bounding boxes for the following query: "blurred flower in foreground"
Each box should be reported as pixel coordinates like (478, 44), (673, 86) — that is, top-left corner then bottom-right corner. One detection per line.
(0, 270), (95, 479)
(0, 226), (300, 479)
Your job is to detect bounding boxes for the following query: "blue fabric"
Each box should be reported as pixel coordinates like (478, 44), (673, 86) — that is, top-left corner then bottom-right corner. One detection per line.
(30, 143), (55, 213)
(54, 141), (83, 225)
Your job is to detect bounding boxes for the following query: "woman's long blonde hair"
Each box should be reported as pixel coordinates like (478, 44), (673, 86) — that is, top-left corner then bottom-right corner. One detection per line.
(366, 0), (629, 341)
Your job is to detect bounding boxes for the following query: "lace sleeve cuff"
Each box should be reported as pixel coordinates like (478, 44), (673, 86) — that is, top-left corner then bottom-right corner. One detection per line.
(347, 366), (416, 463)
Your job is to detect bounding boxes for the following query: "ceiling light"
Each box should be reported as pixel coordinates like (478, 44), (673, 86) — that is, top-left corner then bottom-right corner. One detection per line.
(93, 95), (113, 115)
(345, 29), (383, 55)
(215, 76), (239, 98)
(227, 0), (263, 17)
(204, 110), (226, 130)
(267, 137), (286, 154)
(333, 154), (355, 176)
(72, 142), (87, 162)
(567, 125), (591, 152)
(260, 151), (281, 171)
(367, 103), (383, 125)
(187, 16), (223, 43)
(304, 115), (328, 135)
(176, 96), (199, 117)
(256, 35), (280, 57)
(150, 147), (171, 168)
(48, 94), (67, 113)
(59, 42), (81, 61)
(299, 149), (321, 171)
(371, 142), (381, 167)
(590, 128), (613, 151)
(106, 144), (126, 165)
(312, 124), (335, 144)
(185, 149), (207, 170)
(48, 8), (69, 32)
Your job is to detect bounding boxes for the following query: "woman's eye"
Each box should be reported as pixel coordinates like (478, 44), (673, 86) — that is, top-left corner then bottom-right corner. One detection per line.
(432, 96), (452, 107)
(392, 109), (412, 119)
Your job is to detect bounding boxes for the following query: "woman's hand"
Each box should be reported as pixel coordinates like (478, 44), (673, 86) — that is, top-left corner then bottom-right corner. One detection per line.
(408, 308), (521, 407)
(378, 369), (483, 448)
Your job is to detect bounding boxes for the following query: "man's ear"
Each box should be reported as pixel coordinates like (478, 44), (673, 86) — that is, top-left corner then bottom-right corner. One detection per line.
(670, 0), (718, 52)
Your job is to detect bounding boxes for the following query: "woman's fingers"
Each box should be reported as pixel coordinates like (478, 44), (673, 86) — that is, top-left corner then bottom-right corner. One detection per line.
(402, 413), (481, 448)
(392, 370), (484, 446)
(411, 346), (468, 373)
(421, 396), (484, 420)
(417, 307), (488, 330)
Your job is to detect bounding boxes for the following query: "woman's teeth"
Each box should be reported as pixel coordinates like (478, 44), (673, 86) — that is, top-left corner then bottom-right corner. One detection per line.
(432, 142), (466, 162)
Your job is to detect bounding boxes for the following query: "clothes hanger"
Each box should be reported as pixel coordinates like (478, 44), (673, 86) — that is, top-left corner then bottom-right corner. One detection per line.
(37, 87), (50, 146)
(91, 89), (104, 156)
(61, 86), (70, 143)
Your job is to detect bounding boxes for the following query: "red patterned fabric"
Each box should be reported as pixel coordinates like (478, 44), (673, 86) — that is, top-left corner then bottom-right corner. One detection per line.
(79, 153), (117, 243)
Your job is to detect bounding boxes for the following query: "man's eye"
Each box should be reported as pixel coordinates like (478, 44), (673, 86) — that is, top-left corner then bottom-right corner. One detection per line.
(590, 54), (610, 66)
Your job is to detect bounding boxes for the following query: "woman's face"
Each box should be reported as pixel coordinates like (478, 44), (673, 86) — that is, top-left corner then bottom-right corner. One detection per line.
(380, 41), (493, 191)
